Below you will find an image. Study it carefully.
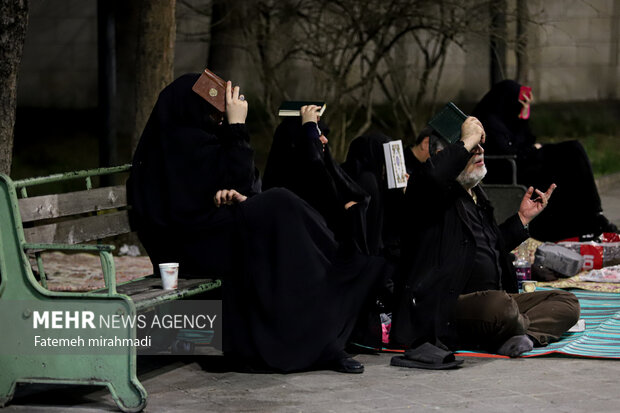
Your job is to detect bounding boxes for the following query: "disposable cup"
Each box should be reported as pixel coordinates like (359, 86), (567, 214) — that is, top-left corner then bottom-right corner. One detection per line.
(159, 263), (179, 290)
(521, 280), (538, 293)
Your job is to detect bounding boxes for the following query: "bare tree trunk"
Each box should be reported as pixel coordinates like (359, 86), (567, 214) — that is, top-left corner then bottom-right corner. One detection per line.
(130, 0), (177, 154)
(98, 0), (117, 171)
(207, 0), (233, 76)
(0, 0), (28, 176)
(516, 0), (529, 84)
(489, 0), (507, 86)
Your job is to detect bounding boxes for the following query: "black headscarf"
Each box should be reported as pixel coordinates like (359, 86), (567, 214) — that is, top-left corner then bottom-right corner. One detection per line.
(472, 79), (536, 156)
(127, 73), (260, 234)
(341, 132), (390, 185)
(263, 117), (368, 241)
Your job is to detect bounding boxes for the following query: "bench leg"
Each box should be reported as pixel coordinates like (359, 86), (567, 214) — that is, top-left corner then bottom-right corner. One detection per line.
(0, 372), (17, 408)
(107, 376), (147, 413)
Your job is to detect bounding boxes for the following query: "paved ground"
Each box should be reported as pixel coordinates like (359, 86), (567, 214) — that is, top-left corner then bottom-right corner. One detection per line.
(3, 175), (620, 413)
(600, 180), (620, 228)
(5, 353), (620, 412)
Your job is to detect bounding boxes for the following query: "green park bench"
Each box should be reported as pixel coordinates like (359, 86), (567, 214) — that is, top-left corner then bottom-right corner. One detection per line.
(0, 165), (222, 412)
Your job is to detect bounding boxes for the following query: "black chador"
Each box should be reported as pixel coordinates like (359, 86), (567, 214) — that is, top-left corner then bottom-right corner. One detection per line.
(127, 74), (381, 372)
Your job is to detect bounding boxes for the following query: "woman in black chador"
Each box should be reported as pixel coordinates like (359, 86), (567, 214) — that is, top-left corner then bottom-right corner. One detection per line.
(262, 106), (370, 254)
(472, 79), (617, 241)
(341, 132), (406, 259)
(127, 74), (379, 374)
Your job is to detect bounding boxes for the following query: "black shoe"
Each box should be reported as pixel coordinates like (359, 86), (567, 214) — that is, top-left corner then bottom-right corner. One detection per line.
(332, 354), (364, 374)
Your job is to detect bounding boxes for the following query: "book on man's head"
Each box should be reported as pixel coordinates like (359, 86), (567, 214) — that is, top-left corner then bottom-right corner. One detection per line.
(278, 101), (327, 117)
(383, 140), (408, 189)
(192, 68), (226, 119)
(428, 102), (468, 144)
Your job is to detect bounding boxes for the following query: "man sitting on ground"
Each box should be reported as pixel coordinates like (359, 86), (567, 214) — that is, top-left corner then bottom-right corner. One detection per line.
(390, 118), (580, 367)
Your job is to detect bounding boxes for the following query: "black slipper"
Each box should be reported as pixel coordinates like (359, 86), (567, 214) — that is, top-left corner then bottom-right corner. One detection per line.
(390, 342), (464, 370)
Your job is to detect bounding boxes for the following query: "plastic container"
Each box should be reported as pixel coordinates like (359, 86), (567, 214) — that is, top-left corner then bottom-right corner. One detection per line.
(515, 258), (531, 290)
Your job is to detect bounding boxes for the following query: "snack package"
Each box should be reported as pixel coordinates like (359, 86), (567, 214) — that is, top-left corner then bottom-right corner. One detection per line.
(557, 233), (620, 271)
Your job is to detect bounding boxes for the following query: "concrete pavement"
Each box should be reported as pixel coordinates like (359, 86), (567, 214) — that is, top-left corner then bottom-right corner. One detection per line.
(600, 173), (620, 228)
(5, 353), (620, 412)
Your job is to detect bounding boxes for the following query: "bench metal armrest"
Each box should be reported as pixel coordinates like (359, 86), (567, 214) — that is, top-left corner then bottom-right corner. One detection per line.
(484, 155), (518, 185)
(23, 243), (118, 294)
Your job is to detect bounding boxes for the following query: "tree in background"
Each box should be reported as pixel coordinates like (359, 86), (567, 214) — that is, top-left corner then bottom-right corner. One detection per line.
(515, 0), (530, 84)
(116, 0), (177, 156)
(177, 0), (542, 159)
(0, 0), (28, 175)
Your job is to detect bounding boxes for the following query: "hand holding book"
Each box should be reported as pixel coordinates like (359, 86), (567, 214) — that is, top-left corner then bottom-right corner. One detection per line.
(460, 117), (486, 151)
(518, 86), (532, 119)
(226, 80), (248, 125)
(300, 105), (322, 125)
(192, 67), (247, 124)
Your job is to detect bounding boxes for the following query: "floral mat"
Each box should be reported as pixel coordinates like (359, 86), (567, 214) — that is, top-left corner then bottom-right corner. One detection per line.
(517, 238), (620, 293)
(538, 273), (620, 293)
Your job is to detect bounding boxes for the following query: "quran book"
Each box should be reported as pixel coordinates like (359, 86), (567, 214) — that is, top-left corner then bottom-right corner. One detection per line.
(192, 68), (226, 116)
(428, 102), (468, 144)
(383, 140), (408, 189)
(278, 101), (326, 117)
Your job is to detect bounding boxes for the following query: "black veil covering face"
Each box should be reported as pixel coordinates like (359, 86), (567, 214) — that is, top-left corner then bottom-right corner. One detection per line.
(472, 79), (612, 241)
(472, 79), (536, 158)
(263, 116), (371, 253)
(341, 132), (404, 259)
(127, 75), (381, 372)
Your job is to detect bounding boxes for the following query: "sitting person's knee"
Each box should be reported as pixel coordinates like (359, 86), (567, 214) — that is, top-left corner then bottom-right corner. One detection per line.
(550, 290), (581, 325)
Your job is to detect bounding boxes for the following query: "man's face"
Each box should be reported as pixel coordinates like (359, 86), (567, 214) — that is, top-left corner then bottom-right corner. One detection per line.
(456, 144), (487, 189)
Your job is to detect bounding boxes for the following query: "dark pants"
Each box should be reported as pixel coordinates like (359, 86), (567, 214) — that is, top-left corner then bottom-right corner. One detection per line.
(455, 289), (580, 352)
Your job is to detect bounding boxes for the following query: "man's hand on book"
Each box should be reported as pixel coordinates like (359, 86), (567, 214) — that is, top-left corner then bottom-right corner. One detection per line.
(214, 189), (247, 207)
(460, 116), (486, 151)
(226, 80), (248, 124)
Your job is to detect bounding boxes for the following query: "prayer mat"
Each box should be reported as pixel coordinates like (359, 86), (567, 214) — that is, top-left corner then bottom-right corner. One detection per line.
(355, 289), (620, 359)
(538, 273), (620, 293)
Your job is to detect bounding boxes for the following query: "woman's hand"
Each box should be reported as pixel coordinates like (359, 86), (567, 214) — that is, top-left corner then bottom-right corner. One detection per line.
(214, 189), (247, 207)
(226, 80), (248, 124)
(519, 90), (532, 119)
(300, 105), (321, 125)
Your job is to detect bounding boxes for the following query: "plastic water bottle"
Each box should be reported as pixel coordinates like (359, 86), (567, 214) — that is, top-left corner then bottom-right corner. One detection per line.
(515, 258), (532, 290)
(514, 241), (531, 290)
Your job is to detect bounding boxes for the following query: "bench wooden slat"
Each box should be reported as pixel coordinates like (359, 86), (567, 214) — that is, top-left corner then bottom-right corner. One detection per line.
(18, 185), (127, 223)
(23, 210), (131, 244)
(115, 277), (217, 306)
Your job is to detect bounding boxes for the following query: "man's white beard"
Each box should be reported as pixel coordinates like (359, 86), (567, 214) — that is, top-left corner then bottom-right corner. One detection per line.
(457, 165), (487, 190)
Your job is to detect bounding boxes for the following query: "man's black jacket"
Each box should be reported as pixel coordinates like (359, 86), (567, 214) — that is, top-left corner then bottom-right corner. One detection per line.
(391, 141), (529, 349)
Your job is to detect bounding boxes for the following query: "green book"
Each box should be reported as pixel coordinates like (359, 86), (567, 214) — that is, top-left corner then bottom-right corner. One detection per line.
(278, 101), (326, 117)
(428, 102), (468, 144)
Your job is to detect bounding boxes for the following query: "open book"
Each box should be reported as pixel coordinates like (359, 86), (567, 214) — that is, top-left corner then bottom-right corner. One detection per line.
(428, 102), (468, 144)
(383, 140), (408, 189)
(278, 101), (326, 117)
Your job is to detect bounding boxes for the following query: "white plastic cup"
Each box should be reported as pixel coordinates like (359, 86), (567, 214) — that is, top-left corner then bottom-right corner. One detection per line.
(158, 263), (179, 290)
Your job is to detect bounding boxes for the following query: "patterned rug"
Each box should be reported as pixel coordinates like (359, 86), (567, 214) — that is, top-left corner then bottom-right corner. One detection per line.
(356, 289), (620, 359)
(457, 289), (620, 359)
